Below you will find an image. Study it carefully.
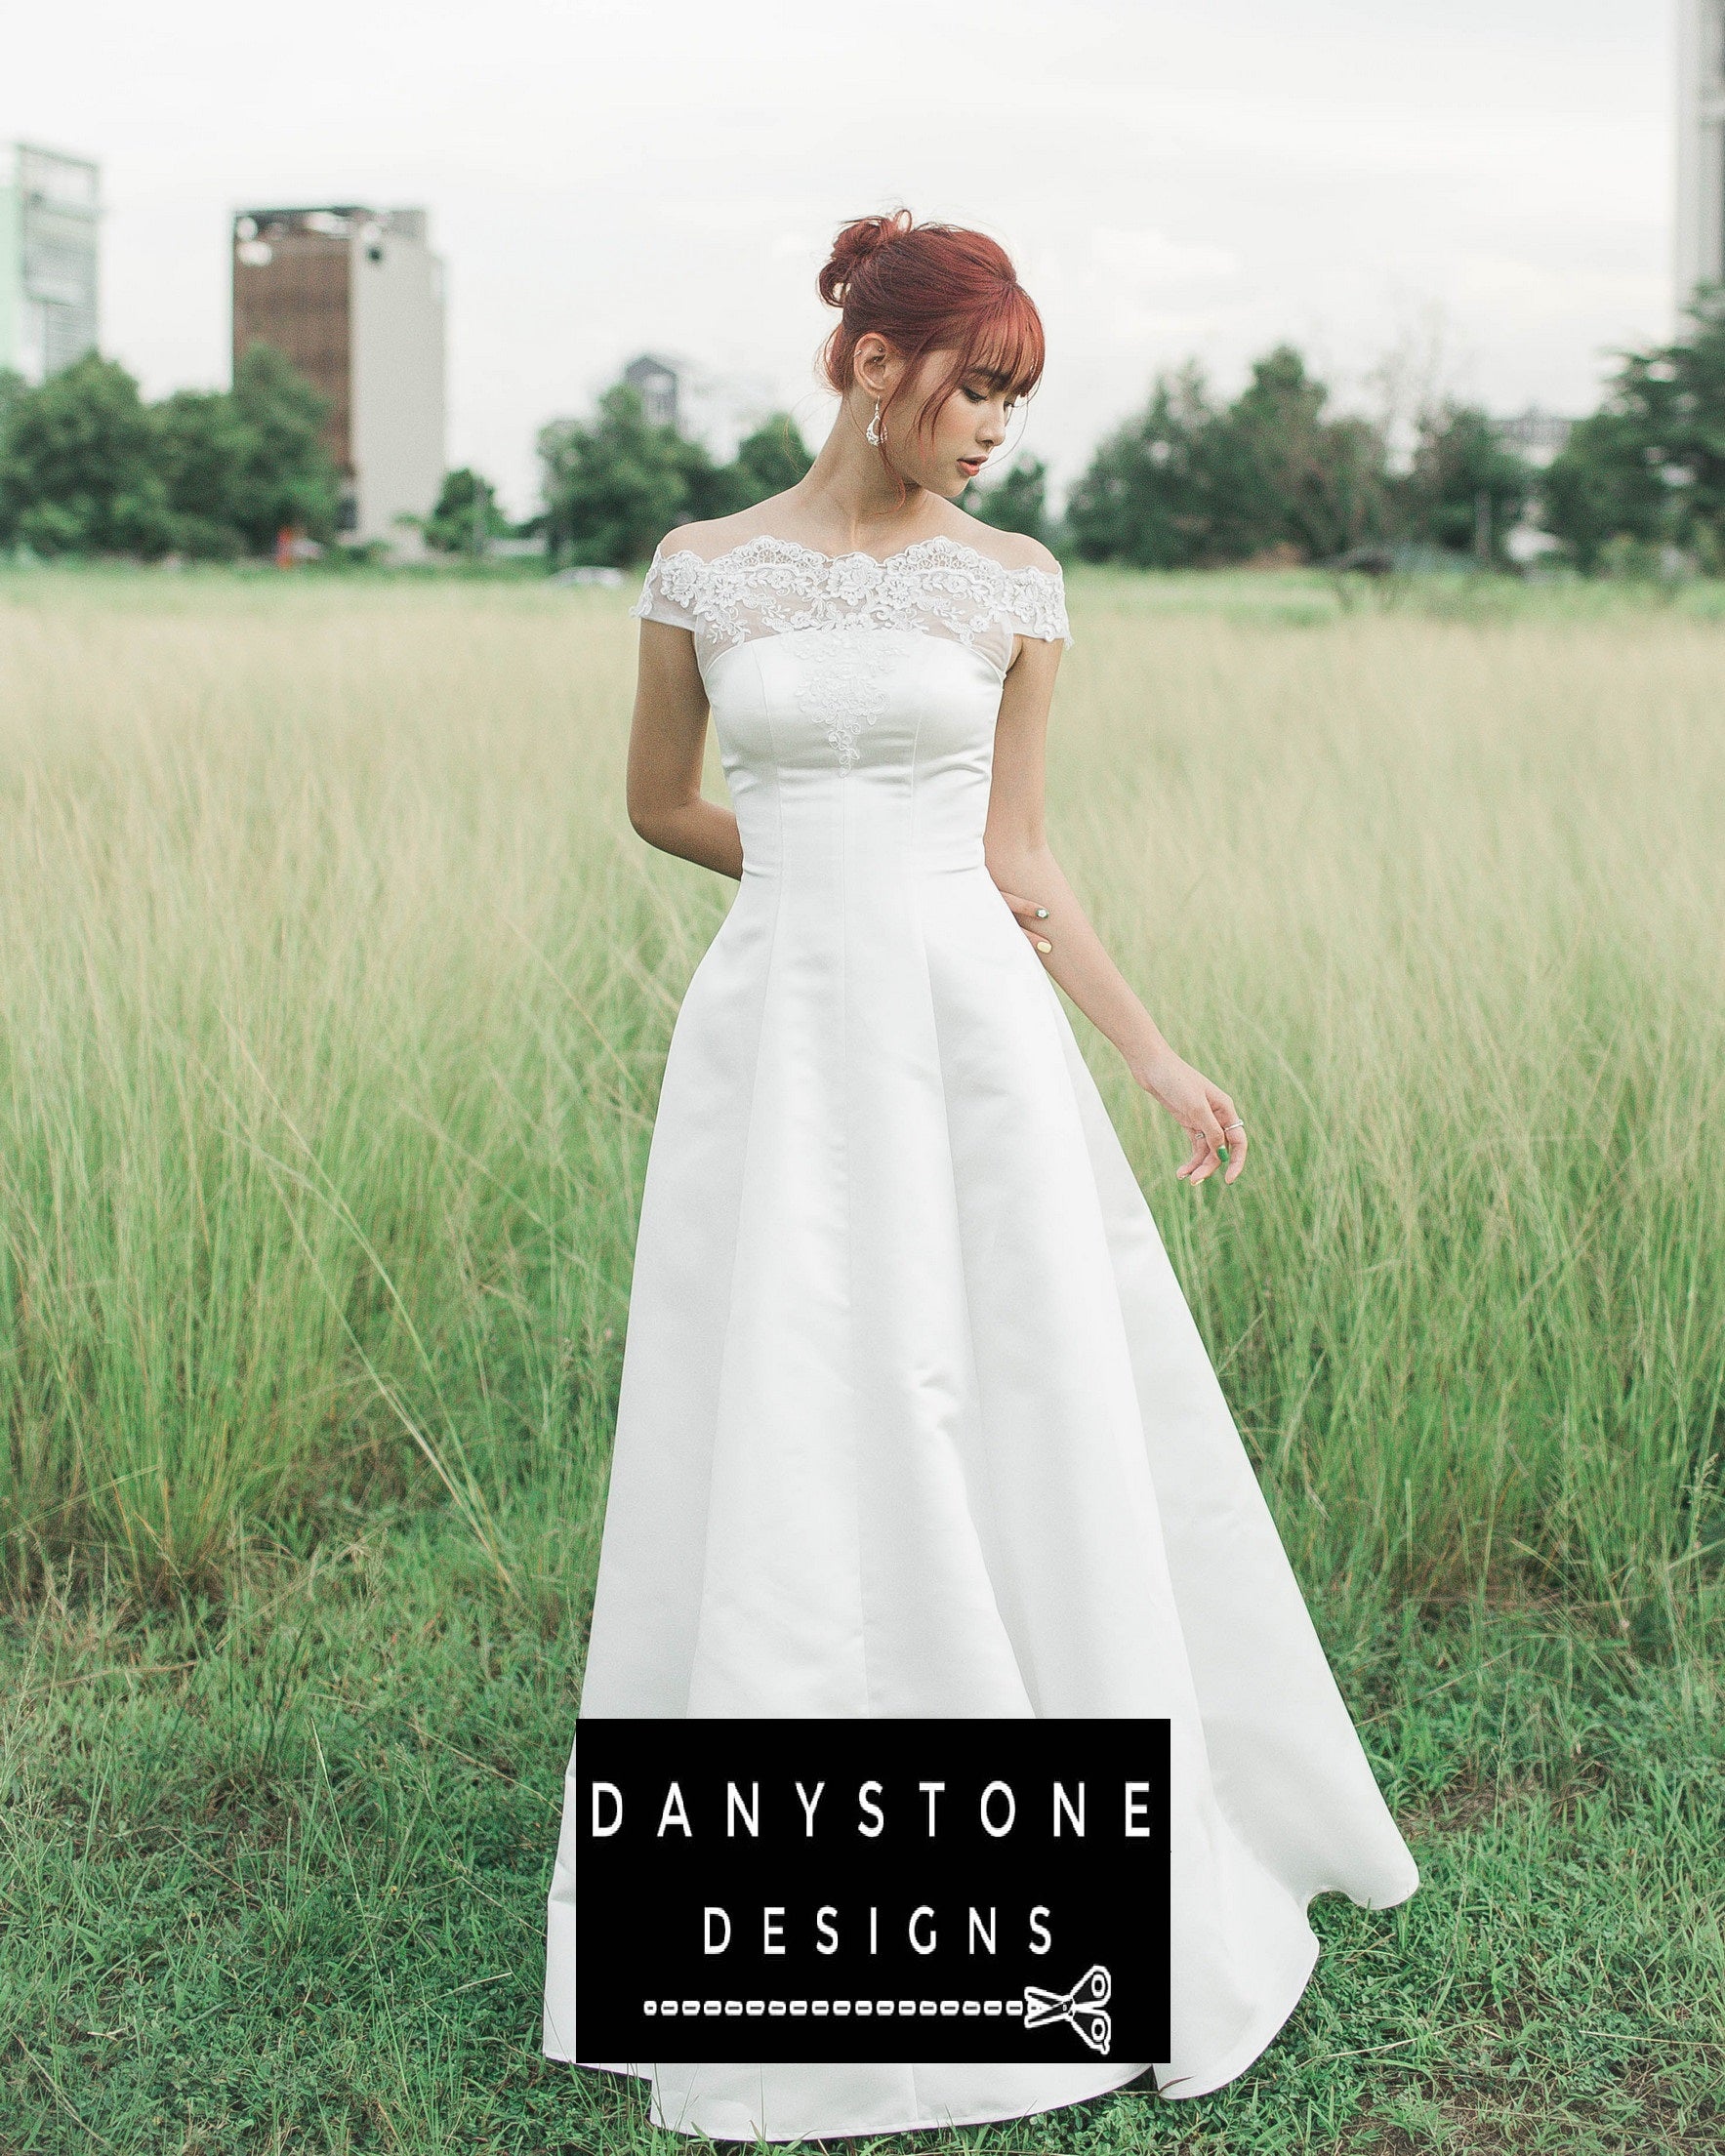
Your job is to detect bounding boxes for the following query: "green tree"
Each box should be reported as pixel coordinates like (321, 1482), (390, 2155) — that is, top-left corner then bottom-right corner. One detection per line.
(1539, 410), (1656, 571)
(1068, 347), (1392, 569)
(966, 456), (1050, 545)
(0, 352), (177, 556)
(1204, 345), (1389, 564)
(1397, 402), (1532, 563)
(148, 352), (340, 560)
(725, 414), (813, 508)
(1540, 289), (1725, 572)
(226, 344), (342, 551)
(424, 467), (509, 555)
(538, 386), (819, 564)
(1066, 364), (1217, 568)
(678, 436), (743, 524)
(540, 382), (719, 567)
(0, 346), (349, 560)
(150, 387), (252, 558)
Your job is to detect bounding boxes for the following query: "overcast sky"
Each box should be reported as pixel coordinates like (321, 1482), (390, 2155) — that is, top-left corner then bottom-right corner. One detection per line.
(4, 0), (1679, 514)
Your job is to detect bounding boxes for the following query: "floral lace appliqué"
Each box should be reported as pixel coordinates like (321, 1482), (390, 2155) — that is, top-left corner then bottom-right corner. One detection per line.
(630, 533), (1072, 667)
(792, 629), (894, 774)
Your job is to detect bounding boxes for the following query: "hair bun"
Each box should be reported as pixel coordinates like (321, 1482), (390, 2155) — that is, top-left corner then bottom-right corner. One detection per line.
(818, 209), (914, 306)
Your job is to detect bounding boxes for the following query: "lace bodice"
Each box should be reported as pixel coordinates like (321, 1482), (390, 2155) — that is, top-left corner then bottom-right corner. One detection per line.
(629, 532), (1072, 680)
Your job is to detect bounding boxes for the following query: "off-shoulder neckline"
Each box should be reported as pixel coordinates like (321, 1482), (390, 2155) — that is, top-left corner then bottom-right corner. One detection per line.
(651, 531), (1064, 585)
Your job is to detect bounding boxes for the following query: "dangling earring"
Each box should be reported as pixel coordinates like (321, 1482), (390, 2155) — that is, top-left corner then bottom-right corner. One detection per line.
(865, 398), (882, 447)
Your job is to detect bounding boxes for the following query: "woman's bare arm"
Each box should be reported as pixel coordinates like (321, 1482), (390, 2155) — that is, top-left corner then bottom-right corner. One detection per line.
(625, 619), (744, 879)
(986, 631), (1249, 1186)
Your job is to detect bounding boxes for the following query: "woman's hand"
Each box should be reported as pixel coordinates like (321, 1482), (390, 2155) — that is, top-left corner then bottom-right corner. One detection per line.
(991, 874), (1247, 1185)
(1126, 1044), (1250, 1186)
(995, 885), (1054, 956)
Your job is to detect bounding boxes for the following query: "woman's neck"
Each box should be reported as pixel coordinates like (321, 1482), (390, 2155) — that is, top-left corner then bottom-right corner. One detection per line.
(782, 402), (950, 556)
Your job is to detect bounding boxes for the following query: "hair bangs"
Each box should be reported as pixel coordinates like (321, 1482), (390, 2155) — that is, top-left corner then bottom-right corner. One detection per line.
(965, 287), (1046, 401)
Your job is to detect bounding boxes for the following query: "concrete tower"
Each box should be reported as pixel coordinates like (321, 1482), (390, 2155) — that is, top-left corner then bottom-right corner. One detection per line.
(1678, 0), (1725, 305)
(0, 143), (100, 383)
(231, 204), (446, 552)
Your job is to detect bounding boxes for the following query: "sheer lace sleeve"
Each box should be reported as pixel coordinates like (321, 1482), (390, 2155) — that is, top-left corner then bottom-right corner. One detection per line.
(629, 544), (701, 631)
(1005, 562), (1073, 648)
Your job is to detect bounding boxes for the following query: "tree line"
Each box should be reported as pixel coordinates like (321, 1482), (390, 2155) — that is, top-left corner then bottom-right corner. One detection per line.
(0, 348), (340, 559)
(1055, 287), (1725, 574)
(532, 296), (1725, 577)
(4, 289), (1724, 573)
(1062, 347), (1527, 570)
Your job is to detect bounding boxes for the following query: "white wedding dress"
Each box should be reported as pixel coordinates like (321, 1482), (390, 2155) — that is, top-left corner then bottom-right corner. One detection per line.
(542, 533), (1418, 2142)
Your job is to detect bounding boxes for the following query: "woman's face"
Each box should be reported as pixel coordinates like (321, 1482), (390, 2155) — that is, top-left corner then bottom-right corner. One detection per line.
(866, 343), (1021, 499)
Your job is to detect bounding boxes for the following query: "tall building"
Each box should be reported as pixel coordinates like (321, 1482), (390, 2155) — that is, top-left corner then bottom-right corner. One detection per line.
(624, 352), (682, 430)
(232, 204), (445, 550)
(0, 142), (101, 384)
(1678, 0), (1725, 305)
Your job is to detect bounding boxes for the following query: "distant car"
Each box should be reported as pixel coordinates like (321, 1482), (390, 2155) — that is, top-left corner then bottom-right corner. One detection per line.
(1327, 544), (1398, 577)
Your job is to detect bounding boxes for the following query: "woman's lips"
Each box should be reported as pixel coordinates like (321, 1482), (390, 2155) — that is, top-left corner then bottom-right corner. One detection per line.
(959, 457), (986, 476)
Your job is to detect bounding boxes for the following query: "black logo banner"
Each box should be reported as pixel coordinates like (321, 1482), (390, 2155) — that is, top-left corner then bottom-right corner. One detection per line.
(573, 1719), (1170, 2065)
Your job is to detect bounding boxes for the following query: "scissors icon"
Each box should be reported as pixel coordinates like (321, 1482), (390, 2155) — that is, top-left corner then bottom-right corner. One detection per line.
(1023, 1963), (1112, 2054)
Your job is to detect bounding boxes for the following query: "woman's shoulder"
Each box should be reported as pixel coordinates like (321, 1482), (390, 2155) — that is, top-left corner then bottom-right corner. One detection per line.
(941, 511), (1061, 580)
(938, 514), (1069, 649)
(648, 496), (804, 566)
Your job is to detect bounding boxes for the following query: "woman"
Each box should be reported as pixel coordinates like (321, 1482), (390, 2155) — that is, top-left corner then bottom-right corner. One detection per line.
(543, 209), (1418, 2141)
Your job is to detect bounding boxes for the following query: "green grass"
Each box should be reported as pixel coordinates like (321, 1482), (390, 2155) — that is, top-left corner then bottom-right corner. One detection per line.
(1, 565), (1722, 2152)
(5, 1530), (1719, 2154)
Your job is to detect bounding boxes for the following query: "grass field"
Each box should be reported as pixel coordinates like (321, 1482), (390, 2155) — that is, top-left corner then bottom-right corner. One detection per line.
(1, 563), (1721, 2153)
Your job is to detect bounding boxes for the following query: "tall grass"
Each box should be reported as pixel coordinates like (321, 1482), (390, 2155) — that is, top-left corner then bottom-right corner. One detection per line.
(0, 577), (677, 1604)
(0, 567), (1719, 1636)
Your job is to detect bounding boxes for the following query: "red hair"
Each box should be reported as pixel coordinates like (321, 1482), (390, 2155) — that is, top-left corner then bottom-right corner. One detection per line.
(817, 210), (1045, 469)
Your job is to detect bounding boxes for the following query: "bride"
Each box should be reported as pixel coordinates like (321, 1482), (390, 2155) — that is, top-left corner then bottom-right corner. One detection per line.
(543, 208), (1418, 2142)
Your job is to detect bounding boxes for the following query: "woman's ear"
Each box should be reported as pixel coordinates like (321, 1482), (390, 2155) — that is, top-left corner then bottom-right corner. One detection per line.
(852, 333), (895, 398)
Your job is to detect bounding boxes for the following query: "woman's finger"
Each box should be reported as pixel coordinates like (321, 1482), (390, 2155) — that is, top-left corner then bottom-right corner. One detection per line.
(996, 887), (1052, 949)
(1222, 1127), (1248, 1183)
(1213, 1091), (1248, 1184)
(998, 887), (1047, 920)
(1174, 1125), (1209, 1182)
(1186, 1102), (1229, 1184)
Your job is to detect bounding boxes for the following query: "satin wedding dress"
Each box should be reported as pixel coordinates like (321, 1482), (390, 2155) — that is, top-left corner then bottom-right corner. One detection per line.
(542, 533), (1418, 2141)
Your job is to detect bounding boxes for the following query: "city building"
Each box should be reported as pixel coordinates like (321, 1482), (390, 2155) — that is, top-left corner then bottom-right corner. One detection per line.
(624, 352), (682, 430)
(1494, 407), (1574, 467)
(232, 204), (445, 551)
(0, 142), (100, 384)
(1678, 0), (1725, 305)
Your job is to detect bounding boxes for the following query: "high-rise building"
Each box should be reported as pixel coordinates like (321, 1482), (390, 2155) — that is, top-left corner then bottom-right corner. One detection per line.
(232, 204), (445, 550)
(1678, 0), (1725, 305)
(0, 142), (101, 384)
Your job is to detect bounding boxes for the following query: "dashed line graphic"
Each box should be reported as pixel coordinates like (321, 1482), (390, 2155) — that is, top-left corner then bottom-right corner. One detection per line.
(641, 1965), (1114, 2054)
(643, 1997), (1023, 2017)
